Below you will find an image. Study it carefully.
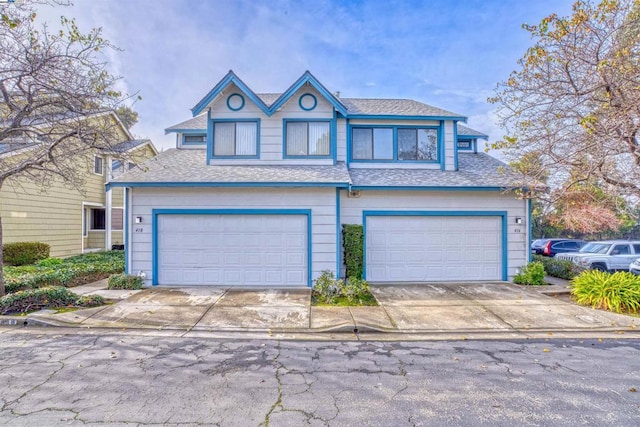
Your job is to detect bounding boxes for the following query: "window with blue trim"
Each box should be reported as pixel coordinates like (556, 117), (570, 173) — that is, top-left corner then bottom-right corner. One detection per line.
(285, 121), (330, 156)
(457, 139), (474, 151)
(183, 134), (206, 145)
(353, 128), (393, 160)
(351, 126), (439, 162)
(398, 128), (438, 160)
(213, 122), (258, 156)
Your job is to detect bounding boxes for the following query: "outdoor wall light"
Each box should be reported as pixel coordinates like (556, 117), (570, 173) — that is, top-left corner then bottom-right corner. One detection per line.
(135, 216), (143, 223)
(515, 217), (523, 224)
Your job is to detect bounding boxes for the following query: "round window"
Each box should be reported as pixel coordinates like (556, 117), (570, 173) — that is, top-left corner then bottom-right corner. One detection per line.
(226, 94), (245, 111)
(299, 93), (317, 111)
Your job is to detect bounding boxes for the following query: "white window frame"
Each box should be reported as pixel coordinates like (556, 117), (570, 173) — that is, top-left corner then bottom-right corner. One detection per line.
(94, 155), (104, 175)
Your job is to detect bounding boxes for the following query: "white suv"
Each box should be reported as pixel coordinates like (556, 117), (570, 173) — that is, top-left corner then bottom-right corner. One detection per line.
(555, 241), (640, 272)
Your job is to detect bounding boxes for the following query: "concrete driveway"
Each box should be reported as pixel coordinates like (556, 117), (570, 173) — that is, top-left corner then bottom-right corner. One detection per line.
(22, 281), (640, 335)
(369, 282), (640, 333)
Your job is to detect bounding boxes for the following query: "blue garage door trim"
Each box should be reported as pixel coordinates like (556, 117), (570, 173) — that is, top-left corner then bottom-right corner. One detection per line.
(362, 210), (508, 281)
(152, 208), (313, 286)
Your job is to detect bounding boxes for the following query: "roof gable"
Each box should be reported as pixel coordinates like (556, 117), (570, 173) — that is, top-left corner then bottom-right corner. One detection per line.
(457, 124), (488, 139)
(191, 71), (271, 117)
(267, 71), (347, 116)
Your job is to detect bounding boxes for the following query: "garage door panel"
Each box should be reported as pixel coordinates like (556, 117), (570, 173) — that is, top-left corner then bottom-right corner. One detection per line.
(157, 214), (307, 286)
(366, 215), (502, 282)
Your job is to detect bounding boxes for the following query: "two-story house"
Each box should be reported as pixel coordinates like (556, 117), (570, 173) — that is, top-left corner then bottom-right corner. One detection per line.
(1, 111), (158, 257)
(108, 71), (529, 287)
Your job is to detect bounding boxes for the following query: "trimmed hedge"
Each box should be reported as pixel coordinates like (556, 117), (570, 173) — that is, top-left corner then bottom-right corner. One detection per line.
(3, 242), (50, 266)
(571, 270), (640, 314)
(108, 273), (143, 290)
(533, 254), (583, 280)
(3, 250), (124, 293)
(0, 286), (105, 315)
(342, 224), (363, 280)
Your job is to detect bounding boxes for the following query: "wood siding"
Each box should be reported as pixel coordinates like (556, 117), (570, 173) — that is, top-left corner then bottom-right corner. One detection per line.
(1, 143), (154, 257)
(129, 187), (338, 286)
(205, 84), (335, 165)
(340, 190), (528, 279)
(1, 153), (105, 257)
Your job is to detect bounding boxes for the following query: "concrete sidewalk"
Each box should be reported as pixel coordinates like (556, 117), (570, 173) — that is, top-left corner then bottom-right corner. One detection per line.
(15, 281), (640, 336)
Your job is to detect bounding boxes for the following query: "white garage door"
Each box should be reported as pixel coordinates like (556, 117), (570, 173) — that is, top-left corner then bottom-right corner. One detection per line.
(366, 215), (502, 282)
(157, 214), (307, 286)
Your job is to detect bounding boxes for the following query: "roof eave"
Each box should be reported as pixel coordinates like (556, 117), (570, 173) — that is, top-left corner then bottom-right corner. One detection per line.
(165, 128), (207, 135)
(268, 71), (348, 116)
(345, 114), (468, 121)
(191, 71), (271, 117)
(107, 181), (351, 190)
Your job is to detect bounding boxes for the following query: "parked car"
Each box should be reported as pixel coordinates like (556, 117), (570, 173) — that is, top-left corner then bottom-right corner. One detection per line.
(531, 239), (550, 254)
(630, 258), (640, 275)
(555, 241), (640, 272)
(532, 239), (586, 257)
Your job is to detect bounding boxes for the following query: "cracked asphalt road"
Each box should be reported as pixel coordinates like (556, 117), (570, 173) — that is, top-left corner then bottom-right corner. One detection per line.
(0, 330), (639, 426)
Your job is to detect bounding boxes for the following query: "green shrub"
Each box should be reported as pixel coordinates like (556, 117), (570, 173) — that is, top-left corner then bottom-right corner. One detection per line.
(343, 224), (363, 279)
(108, 273), (143, 290)
(36, 258), (64, 267)
(312, 270), (377, 306)
(532, 254), (583, 280)
(312, 270), (342, 304)
(3, 242), (50, 266)
(76, 294), (106, 308)
(514, 261), (546, 285)
(339, 276), (371, 304)
(571, 270), (640, 314)
(0, 286), (104, 315)
(3, 250), (124, 294)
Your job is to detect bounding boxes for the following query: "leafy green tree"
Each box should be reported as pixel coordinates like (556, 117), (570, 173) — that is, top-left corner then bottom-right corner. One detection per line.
(115, 106), (139, 130)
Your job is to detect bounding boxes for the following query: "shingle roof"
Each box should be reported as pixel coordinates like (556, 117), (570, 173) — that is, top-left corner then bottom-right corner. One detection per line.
(457, 124), (488, 139)
(166, 95), (467, 132)
(349, 153), (520, 188)
(340, 98), (463, 117)
(257, 93), (281, 105)
(165, 114), (208, 132)
(110, 139), (154, 153)
(110, 149), (352, 185)
(109, 150), (523, 189)
(0, 142), (37, 156)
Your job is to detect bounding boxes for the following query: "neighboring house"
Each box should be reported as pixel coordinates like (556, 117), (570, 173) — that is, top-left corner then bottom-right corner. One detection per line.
(0, 111), (158, 257)
(109, 71), (530, 287)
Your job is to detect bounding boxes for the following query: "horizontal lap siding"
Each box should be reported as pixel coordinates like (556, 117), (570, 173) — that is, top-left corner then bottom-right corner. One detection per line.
(130, 187), (337, 286)
(340, 190), (527, 279)
(1, 155), (105, 257)
(209, 85), (334, 165)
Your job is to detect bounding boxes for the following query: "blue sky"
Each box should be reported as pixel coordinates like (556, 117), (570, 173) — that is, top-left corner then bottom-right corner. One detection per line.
(38, 0), (576, 152)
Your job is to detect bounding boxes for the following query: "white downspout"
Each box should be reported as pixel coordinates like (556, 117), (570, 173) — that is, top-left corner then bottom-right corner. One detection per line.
(105, 156), (112, 250)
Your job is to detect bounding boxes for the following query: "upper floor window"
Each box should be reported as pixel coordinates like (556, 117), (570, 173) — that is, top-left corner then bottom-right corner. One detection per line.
(213, 121), (258, 157)
(183, 134), (206, 145)
(351, 126), (439, 162)
(398, 128), (438, 160)
(457, 139), (473, 150)
(353, 128), (393, 160)
(285, 121), (330, 157)
(94, 156), (103, 175)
